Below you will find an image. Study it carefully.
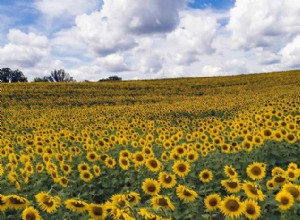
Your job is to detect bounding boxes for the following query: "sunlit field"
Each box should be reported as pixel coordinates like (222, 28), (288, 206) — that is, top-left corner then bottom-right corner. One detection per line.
(1, 70), (300, 220)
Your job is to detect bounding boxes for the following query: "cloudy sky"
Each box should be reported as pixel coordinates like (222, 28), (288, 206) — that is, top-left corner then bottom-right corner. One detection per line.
(0, 0), (299, 81)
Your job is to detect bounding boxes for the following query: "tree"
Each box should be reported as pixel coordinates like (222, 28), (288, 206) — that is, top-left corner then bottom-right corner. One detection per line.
(33, 76), (50, 82)
(0, 68), (27, 82)
(98, 75), (122, 82)
(48, 69), (75, 82)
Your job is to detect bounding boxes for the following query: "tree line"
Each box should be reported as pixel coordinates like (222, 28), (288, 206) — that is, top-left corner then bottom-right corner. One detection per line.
(0, 68), (122, 83)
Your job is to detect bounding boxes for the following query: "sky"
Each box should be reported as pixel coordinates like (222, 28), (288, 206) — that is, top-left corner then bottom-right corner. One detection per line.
(0, 0), (299, 81)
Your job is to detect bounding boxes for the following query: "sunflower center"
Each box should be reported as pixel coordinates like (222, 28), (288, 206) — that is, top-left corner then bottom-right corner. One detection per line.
(122, 159), (128, 166)
(148, 185), (156, 192)
(44, 199), (54, 207)
(71, 202), (85, 208)
(9, 197), (25, 205)
(92, 207), (103, 216)
(84, 173), (90, 178)
(178, 164), (187, 172)
(281, 197), (289, 205)
(264, 130), (272, 136)
(286, 187), (299, 199)
(288, 171), (295, 178)
(136, 155), (143, 161)
(246, 205), (256, 215)
(250, 166), (261, 176)
(225, 199), (240, 211)
(164, 176), (172, 184)
(228, 169), (235, 176)
(202, 172), (209, 179)
(158, 198), (168, 206)
(150, 160), (158, 168)
(209, 198), (217, 207)
(227, 182), (238, 188)
(274, 176), (286, 183)
(26, 213), (36, 220)
(183, 190), (192, 197)
(249, 186), (258, 195)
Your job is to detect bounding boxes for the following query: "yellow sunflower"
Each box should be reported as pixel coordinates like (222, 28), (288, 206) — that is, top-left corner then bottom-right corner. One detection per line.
(145, 158), (162, 172)
(186, 150), (199, 163)
(219, 195), (244, 219)
(282, 183), (300, 201)
(7, 195), (30, 210)
(104, 157), (116, 168)
(87, 203), (107, 220)
(132, 152), (145, 165)
(199, 169), (213, 183)
(142, 178), (161, 195)
(22, 206), (42, 220)
(275, 190), (294, 211)
(246, 162), (266, 180)
(65, 199), (88, 213)
(93, 165), (101, 177)
(204, 193), (221, 211)
(221, 178), (241, 193)
(35, 192), (61, 213)
(285, 168), (298, 181)
(158, 172), (177, 188)
(224, 165), (238, 179)
(272, 174), (288, 187)
(151, 195), (175, 211)
(172, 160), (191, 177)
(243, 199), (261, 220)
(266, 179), (276, 190)
(119, 157), (130, 170)
(78, 162), (90, 172)
(243, 181), (265, 201)
(0, 194), (9, 211)
(125, 192), (141, 206)
(80, 170), (94, 182)
(176, 185), (198, 202)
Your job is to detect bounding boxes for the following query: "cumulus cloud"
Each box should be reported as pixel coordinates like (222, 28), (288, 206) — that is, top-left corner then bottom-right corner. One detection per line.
(98, 54), (130, 72)
(227, 0), (300, 49)
(34, 0), (100, 17)
(0, 29), (50, 68)
(280, 35), (300, 68)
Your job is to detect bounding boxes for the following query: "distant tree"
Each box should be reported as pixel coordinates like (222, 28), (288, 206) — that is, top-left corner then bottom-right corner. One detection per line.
(0, 68), (27, 82)
(48, 69), (75, 82)
(98, 75), (122, 82)
(33, 76), (50, 82)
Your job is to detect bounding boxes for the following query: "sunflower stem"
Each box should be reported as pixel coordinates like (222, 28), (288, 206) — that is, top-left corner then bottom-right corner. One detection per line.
(127, 205), (139, 220)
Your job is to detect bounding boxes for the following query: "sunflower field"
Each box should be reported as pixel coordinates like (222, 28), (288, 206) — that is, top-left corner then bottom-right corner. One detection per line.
(1, 70), (300, 220)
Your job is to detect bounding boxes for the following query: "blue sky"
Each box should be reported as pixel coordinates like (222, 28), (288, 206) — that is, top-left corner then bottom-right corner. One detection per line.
(0, 0), (299, 81)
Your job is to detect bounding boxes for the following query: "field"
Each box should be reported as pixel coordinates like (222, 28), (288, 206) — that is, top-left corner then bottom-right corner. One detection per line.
(1, 70), (300, 220)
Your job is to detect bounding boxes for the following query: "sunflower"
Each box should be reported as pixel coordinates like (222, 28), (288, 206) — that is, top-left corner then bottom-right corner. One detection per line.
(104, 157), (116, 168)
(151, 195), (175, 211)
(111, 194), (127, 208)
(35, 192), (61, 213)
(0, 194), (9, 211)
(86, 151), (98, 162)
(125, 192), (141, 206)
(271, 167), (285, 176)
(172, 160), (190, 177)
(219, 195), (244, 219)
(119, 157), (130, 170)
(266, 179), (276, 190)
(87, 203), (107, 220)
(176, 185), (198, 202)
(80, 170), (94, 182)
(199, 169), (213, 183)
(158, 172), (177, 188)
(145, 158), (162, 172)
(288, 162), (298, 170)
(59, 176), (69, 187)
(243, 199), (261, 220)
(285, 133), (297, 144)
(78, 162), (90, 172)
(246, 162), (266, 180)
(285, 168), (298, 181)
(186, 150), (199, 163)
(65, 199), (88, 213)
(221, 178), (241, 193)
(132, 152), (145, 165)
(7, 195), (29, 210)
(204, 193), (221, 211)
(93, 165), (101, 177)
(22, 206), (42, 220)
(224, 165), (238, 179)
(243, 181), (265, 201)
(282, 183), (300, 201)
(142, 178), (161, 195)
(272, 174), (288, 186)
(60, 163), (72, 175)
(275, 190), (294, 211)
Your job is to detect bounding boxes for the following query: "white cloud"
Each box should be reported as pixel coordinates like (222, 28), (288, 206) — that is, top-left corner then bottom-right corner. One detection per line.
(0, 29), (50, 68)
(34, 0), (100, 17)
(98, 54), (129, 72)
(227, 0), (300, 49)
(202, 65), (222, 76)
(280, 35), (300, 68)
